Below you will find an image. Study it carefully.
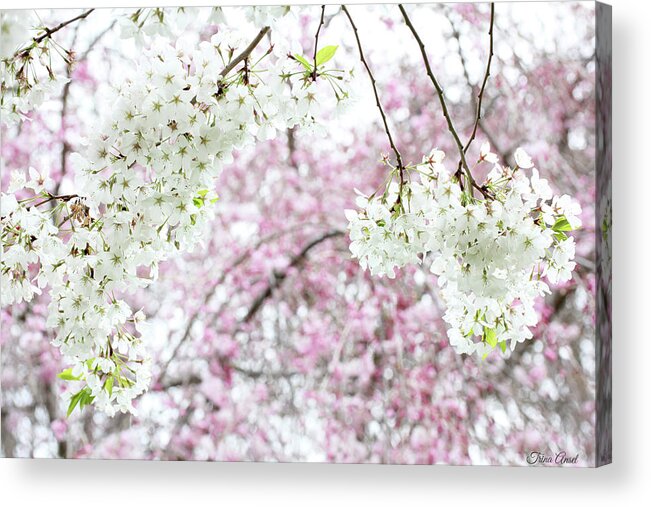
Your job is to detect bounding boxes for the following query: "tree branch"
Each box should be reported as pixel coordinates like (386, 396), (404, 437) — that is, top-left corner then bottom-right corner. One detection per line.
(220, 26), (270, 77)
(79, 18), (118, 62)
(398, 4), (484, 196)
(242, 229), (343, 323)
(341, 5), (405, 189)
(461, 3), (495, 159)
(27, 193), (78, 210)
(447, 6), (509, 166)
(157, 224), (327, 382)
(312, 5), (326, 81)
(32, 9), (95, 45)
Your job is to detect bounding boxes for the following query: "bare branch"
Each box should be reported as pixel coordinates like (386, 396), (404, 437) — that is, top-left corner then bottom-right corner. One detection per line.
(312, 5), (326, 81)
(461, 3), (495, 159)
(341, 5), (405, 187)
(220, 26), (270, 77)
(157, 224), (329, 381)
(11, 8), (94, 63)
(447, 6), (509, 164)
(398, 4), (485, 196)
(32, 9), (95, 46)
(242, 229), (343, 323)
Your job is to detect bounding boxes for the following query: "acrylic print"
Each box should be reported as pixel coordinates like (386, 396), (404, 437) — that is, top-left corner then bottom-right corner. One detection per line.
(0, 2), (611, 466)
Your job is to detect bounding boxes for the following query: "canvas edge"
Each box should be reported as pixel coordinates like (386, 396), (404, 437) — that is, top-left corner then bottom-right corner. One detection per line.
(594, 0), (612, 468)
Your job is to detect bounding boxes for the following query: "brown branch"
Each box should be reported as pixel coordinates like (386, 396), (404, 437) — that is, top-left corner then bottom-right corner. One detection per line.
(461, 3), (495, 159)
(220, 26), (270, 77)
(447, 8), (510, 166)
(34, 9), (95, 45)
(157, 224), (326, 381)
(157, 243), (257, 380)
(29, 193), (78, 209)
(312, 5), (326, 81)
(398, 4), (484, 196)
(341, 5), (405, 187)
(242, 229), (343, 323)
(14, 8), (95, 61)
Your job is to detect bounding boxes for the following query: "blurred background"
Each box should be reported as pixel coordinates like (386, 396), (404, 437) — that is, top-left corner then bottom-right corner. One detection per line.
(1, 2), (597, 464)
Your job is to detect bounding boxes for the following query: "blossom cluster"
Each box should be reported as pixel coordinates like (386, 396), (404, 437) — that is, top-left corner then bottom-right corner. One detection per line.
(346, 144), (581, 357)
(0, 11), (71, 125)
(1, 21), (348, 415)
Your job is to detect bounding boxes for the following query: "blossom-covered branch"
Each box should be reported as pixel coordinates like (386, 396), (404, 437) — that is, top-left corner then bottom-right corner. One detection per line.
(1, 10), (95, 124)
(345, 4), (582, 358)
(346, 144), (582, 357)
(1, 10), (351, 416)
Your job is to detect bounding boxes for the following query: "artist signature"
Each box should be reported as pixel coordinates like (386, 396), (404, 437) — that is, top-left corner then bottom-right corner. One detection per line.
(526, 451), (579, 465)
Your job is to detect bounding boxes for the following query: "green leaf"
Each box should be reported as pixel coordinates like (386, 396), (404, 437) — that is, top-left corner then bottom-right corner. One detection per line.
(553, 231), (568, 242)
(57, 368), (82, 381)
(67, 387), (95, 417)
(293, 54), (313, 71)
(197, 189), (209, 197)
(105, 376), (114, 397)
(78, 388), (95, 410)
(552, 215), (572, 232)
(66, 389), (85, 417)
(315, 45), (338, 66)
(484, 327), (497, 348)
(193, 197), (204, 208)
(499, 341), (507, 353)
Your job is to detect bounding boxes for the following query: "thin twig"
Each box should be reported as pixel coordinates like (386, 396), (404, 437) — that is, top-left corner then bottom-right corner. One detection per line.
(312, 5), (326, 81)
(398, 4), (486, 197)
(448, 18), (509, 162)
(29, 194), (78, 209)
(34, 9), (94, 44)
(461, 3), (495, 159)
(78, 18), (118, 62)
(341, 5), (405, 191)
(448, 14), (509, 163)
(220, 26), (270, 77)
